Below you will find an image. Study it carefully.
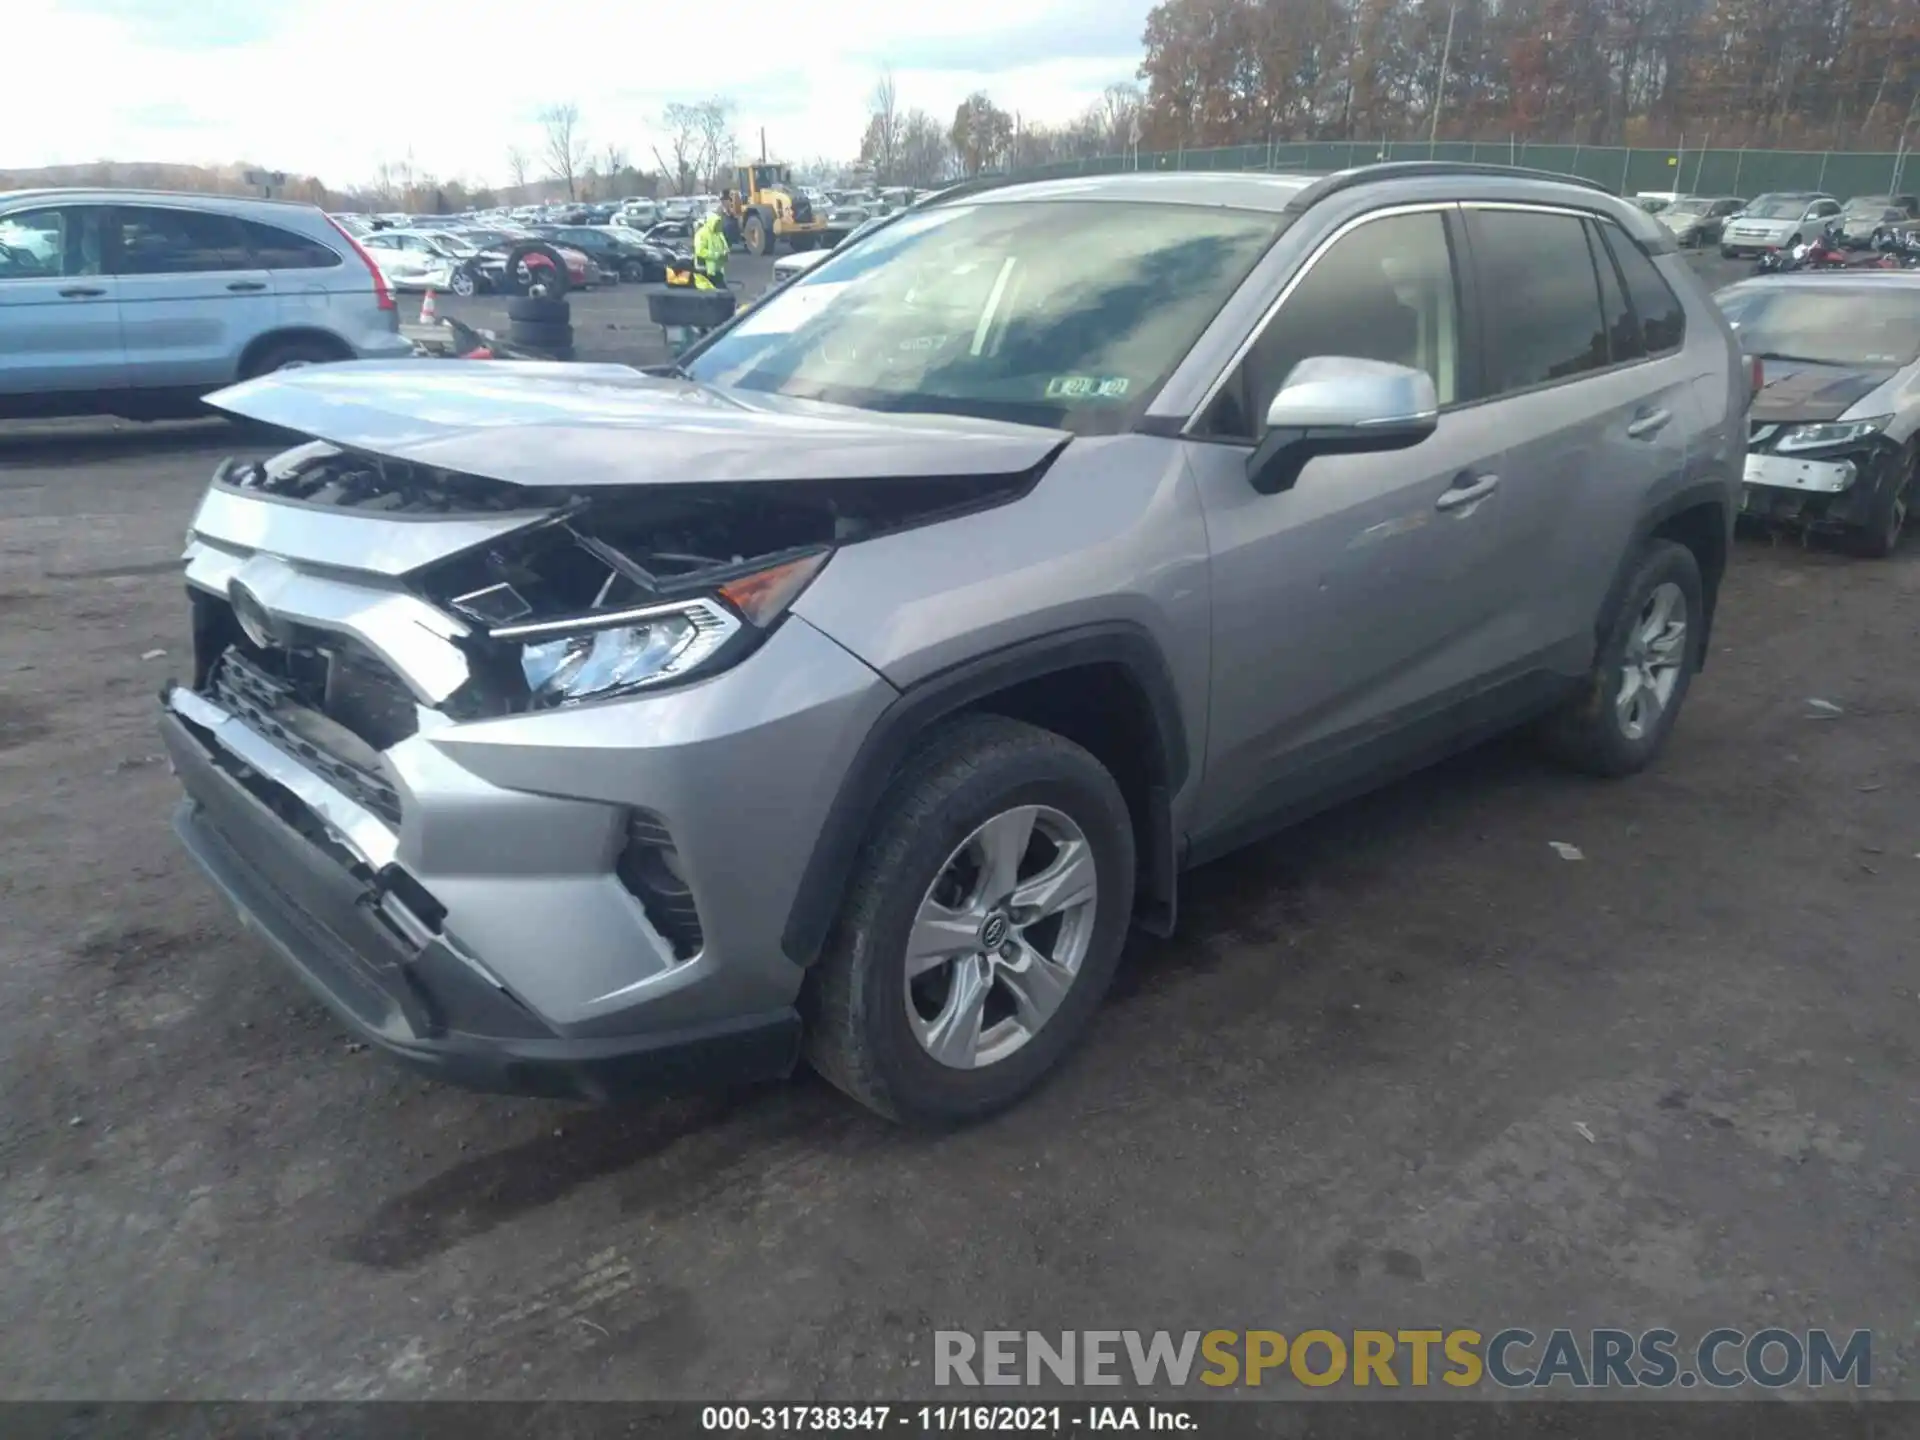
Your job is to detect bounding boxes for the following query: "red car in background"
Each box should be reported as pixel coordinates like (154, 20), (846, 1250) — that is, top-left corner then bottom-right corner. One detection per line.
(464, 229), (600, 295)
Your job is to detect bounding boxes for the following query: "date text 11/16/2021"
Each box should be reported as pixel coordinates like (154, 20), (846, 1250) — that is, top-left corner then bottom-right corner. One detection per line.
(702, 1405), (1195, 1432)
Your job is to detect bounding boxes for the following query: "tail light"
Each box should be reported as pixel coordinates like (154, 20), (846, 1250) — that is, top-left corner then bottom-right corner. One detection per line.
(327, 216), (396, 312)
(1747, 354), (1765, 402)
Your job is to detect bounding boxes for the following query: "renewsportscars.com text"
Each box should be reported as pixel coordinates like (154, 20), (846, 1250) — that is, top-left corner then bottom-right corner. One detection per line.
(934, 1328), (1871, 1390)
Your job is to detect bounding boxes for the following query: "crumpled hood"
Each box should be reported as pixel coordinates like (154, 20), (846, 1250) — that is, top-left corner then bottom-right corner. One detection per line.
(205, 360), (1069, 488)
(1749, 360), (1895, 423)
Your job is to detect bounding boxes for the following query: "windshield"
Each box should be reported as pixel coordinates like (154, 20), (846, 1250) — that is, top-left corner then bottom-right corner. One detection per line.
(1745, 196), (1813, 219)
(1717, 286), (1920, 367)
(1843, 198), (1890, 215)
(1666, 203), (1709, 218)
(685, 200), (1281, 435)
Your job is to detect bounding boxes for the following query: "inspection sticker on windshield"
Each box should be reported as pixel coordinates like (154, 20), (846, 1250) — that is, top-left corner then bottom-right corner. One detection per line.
(1046, 375), (1131, 400)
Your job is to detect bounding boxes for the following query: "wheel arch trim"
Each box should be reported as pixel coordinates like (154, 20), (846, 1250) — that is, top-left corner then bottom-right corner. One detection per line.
(779, 622), (1190, 966)
(236, 326), (355, 379)
(1600, 481), (1732, 669)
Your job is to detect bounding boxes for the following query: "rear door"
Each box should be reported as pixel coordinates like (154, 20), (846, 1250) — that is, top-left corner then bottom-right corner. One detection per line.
(111, 204), (276, 390)
(0, 203), (126, 402)
(1460, 205), (1691, 668)
(236, 217), (350, 328)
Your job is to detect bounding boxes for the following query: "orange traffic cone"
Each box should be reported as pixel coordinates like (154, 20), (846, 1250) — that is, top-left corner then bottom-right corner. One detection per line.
(419, 289), (438, 324)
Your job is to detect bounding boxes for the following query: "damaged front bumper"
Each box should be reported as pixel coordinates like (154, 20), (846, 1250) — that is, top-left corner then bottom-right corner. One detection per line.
(162, 687), (801, 1097)
(1740, 431), (1904, 536)
(162, 471), (900, 1099)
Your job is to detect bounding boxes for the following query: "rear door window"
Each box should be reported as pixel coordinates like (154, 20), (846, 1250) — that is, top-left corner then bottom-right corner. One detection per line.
(1467, 208), (1609, 394)
(113, 207), (251, 274)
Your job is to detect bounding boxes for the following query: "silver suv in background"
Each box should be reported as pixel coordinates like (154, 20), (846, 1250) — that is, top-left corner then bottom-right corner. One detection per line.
(0, 188), (412, 420)
(161, 165), (1745, 1125)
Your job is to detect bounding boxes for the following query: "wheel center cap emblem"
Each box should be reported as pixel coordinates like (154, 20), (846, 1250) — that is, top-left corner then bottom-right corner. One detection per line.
(980, 913), (1010, 951)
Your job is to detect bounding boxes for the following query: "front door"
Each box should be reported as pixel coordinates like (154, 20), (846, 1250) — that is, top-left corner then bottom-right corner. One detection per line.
(0, 204), (126, 403)
(1184, 205), (1536, 848)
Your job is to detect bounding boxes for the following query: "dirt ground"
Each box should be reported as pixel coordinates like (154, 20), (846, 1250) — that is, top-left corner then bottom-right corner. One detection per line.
(2, 258), (1917, 1402)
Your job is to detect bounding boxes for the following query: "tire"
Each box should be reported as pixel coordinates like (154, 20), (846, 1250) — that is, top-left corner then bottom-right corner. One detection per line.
(743, 212), (769, 256)
(504, 242), (569, 298)
(241, 336), (347, 379)
(805, 715), (1136, 1126)
(507, 320), (573, 351)
(1848, 451), (1913, 558)
(449, 266), (477, 298)
(1538, 539), (1704, 778)
(507, 296), (570, 324)
(1720, 246), (1737, 259)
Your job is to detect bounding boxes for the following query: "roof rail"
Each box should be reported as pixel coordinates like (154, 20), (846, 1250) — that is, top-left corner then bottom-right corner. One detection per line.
(1283, 160), (1615, 217)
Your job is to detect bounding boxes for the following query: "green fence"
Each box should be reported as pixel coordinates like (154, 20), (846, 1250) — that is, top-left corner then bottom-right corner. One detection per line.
(1008, 140), (1915, 199)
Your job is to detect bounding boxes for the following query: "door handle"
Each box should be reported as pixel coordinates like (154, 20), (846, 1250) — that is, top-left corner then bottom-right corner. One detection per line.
(58, 286), (105, 298)
(1627, 407), (1673, 439)
(226, 280), (268, 292)
(1435, 473), (1500, 511)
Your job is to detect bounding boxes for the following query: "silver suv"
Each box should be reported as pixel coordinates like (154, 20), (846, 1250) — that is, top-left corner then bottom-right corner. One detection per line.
(0, 188), (412, 420)
(161, 165), (1745, 1123)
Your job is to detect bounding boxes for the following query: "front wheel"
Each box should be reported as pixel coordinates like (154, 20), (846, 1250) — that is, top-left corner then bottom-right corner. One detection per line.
(743, 213), (769, 256)
(1538, 540), (1704, 778)
(449, 266), (477, 298)
(806, 715), (1136, 1125)
(1849, 452), (1913, 557)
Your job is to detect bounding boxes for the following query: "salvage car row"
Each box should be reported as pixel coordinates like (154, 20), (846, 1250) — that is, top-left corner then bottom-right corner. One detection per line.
(1637, 189), (1920, 254)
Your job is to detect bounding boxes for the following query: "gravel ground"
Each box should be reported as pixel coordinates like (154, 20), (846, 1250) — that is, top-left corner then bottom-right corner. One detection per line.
(4, 250), (1917, 1403)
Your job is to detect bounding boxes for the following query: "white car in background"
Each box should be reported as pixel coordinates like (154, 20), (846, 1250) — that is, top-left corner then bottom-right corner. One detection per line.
(770, 212), (893, 284)
(359, 229), (458, 292)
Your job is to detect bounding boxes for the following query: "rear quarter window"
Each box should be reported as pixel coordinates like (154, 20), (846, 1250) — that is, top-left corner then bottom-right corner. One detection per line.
(1600, 227), (1686, 354)
(242, 221), (341, 269)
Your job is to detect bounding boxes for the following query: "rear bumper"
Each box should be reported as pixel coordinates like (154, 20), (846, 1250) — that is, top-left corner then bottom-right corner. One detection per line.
(163, 709), (801, 1099)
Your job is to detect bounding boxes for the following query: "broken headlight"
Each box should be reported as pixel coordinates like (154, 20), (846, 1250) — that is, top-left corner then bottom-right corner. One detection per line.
(489, 553), (828, 708)
(1774, 416), (1889, 452)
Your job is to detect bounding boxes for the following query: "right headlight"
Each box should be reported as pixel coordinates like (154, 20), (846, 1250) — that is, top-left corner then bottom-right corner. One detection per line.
(1774, 417), (1890, 453)
(487, 553), (828, 708)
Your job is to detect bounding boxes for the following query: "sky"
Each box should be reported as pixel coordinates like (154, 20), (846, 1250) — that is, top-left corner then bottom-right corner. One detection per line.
(15, 0), (1153, 189)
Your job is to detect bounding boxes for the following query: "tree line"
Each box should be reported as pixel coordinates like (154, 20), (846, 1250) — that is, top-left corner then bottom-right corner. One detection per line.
(1135, 0), (1920, 153)
(858, 70), (1147, 183)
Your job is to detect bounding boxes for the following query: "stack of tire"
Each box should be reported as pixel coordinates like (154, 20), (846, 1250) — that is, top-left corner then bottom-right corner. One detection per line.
(503, 242), (573, 361)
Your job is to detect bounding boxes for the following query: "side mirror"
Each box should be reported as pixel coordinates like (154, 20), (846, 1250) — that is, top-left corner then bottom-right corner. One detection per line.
(1246, 356), (1439, 495)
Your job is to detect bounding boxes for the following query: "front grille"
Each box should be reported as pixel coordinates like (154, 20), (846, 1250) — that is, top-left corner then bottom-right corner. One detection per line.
(212, 651), (405, 825)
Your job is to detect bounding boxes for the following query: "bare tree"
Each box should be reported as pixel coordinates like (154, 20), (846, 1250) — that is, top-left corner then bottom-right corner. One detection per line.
(693, 97), (738, 191)
(506, 145), (529, 194)
(865, 69), (905, 183)
(1098, 82), (1145, 152)
(539, 103), (589, 200)
(660, 102), (703, 194)
(898, 109), (952, 186)
(950, 93), (1014, 176)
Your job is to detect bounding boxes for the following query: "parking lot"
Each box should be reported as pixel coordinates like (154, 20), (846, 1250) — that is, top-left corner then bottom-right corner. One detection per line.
(3, 249), (1919, 1401)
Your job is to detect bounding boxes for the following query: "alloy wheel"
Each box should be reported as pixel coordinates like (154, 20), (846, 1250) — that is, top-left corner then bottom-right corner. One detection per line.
(904, 805), (1098, 1070)
(1615, 581), (1688, 741)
